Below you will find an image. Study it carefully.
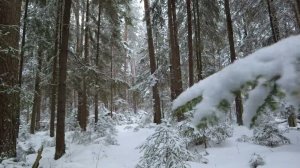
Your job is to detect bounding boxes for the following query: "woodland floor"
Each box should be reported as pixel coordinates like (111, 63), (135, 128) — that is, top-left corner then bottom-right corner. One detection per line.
(1, 122), (300, 168)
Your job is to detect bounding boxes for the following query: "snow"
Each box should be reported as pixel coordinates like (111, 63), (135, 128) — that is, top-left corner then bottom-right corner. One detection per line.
(243, 78), (271, 126)
(1, 124), (299, 168)
(172, 35), (300, 127)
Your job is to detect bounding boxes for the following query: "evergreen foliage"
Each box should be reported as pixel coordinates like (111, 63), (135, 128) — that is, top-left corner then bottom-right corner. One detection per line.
(178, 111), (232, 147)
(253, 121), (290, 147)
(136, 124), (193, 168)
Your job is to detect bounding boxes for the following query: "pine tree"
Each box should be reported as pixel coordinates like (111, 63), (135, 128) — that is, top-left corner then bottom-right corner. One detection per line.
(54, 0), (72, 160)
(224, 0), (243, 125)
(143, 0), (162, 124)
(0, 0), (22, 158)
(50, 0), (62, 138)
(186, 0), (194, 87)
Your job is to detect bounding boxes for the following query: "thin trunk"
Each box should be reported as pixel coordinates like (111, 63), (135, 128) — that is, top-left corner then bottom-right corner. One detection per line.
(296, 0), (300, 27)
(0, 0), (22, 158)
(50, 0), (61, 137)
(224, 0), (243, 125)
(17, 0), (29, 138)
(170, 0), (183, 99)
(266, 0), (280, 42)
(94, 2), (101, 124)
(124, 18), (129, 103)
(195, 0), (202, 81)
(19, 0), (29, 87)
(186, 0), (194, 87)
(54, 0), (72, 160)
(77, 1), (85, 127)
(79, 0), (90, 131)
(30, 48), (43, 133)
(144, 0), (162, 124)
(110, 44), (114, 118)
(292, 3), (300, 31)
(168, 0), (176, 100)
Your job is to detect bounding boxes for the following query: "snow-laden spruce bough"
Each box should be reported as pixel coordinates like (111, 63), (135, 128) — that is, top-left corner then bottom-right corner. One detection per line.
(173, 35), (300, 128)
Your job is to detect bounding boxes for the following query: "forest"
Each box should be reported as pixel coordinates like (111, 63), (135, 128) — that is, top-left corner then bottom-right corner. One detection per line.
(0, 0), (300, 167)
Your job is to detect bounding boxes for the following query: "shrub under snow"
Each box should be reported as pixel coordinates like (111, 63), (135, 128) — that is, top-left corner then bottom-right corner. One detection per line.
(136, 124), (194, 168)
(249, 153), (265, 168)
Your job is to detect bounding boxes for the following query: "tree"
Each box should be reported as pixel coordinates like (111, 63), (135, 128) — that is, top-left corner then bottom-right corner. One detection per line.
(94, 1), (102, 124)
(168, 0), (183, 101)
(54, 0), (72, 160)
(30, 47), (43, 133)
(143, 0), (162, 124)
(78, 0), (90, 131)
(193, 0), (203, 81)
(224, 0), (243, 125)
(266, 0), (280, 42)
(50, 0), (62, 137)
(186, 0), (194, 87)
(0, 0), (22, 158)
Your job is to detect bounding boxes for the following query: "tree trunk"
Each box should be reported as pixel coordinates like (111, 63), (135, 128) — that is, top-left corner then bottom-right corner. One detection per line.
(194, 0), (202, 81)
(186, 0), (194, 87)
(110, 44), (114, 118)
(50, 0), (61, 137)
(80, 0), (90, 131)
(224, 0), (243, 125)
(292, 2), (300, 31)
(19, 0), (29, 88)
(168, 0), (176, 101)
(0, 0), (22, 158)
(17, 0), (29, 137)
(170, 0), (183, 99)
(144, 0), (162, 124)
(75, 0), (84, 125)
(295, 0), (300, 27)
(54, 0), (72, 160)
(94, 2), (102, 124)
(30, 47), (43, 133)
(266, 0), (280, 42)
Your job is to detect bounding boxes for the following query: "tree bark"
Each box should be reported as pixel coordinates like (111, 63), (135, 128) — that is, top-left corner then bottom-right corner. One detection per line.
(186, 0), (194, 87)
(170, 0), (183, 99)
(0, 0), (22, 158)
(110, 44), (114, 118)
(224, 0), (243, 125)
(144, 0), (162, 124)
(80, 0), (90, 131)
(78, 0), (89, 131)
(266, 0), (280, 42)
(94, 2), (102, 124)
(168, 0), (183, 121)
(54, 0), (72, 160)
(168, 0), (176, 101)
(17, 0), (29, 137)
(50, 0), (62, 137)
(295, 0), (300, 26)
(194, 0), (202, 81)
(19, 0), (29, 88)
(30, 47), (43, 133)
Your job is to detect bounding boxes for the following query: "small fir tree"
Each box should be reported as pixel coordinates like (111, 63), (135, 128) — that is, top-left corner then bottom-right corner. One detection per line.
(136, 124), (193, 168)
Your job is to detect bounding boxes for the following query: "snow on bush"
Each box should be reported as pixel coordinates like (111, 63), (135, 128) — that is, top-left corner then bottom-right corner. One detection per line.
(173, 35), (300, 128)
(253, 122), (290, 147)
(70, 128), (93, 145)
(178, 111), (232, 147)
(249, 153), (265, 168)
(136, 124), (194, 168)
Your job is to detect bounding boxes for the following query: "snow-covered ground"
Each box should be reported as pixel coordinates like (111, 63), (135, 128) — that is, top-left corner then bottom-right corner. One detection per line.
(196, 126), (300, 168)
(1, 123), (299, 168)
